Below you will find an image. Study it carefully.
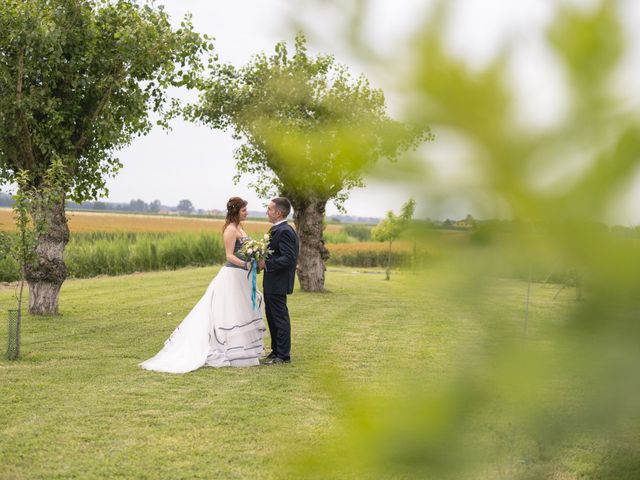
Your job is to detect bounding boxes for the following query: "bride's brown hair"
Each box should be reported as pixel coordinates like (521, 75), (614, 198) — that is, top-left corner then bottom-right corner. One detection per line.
(223, 197), (248, 233)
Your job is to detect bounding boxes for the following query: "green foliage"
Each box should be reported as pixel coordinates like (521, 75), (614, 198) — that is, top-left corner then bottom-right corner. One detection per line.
(287, 0), (640, 477)
(0, 0), (212, 200)
(341, 224), (372, 241)
(0, 231), (225, 281)
(548, 0), (623, 98)
(371, 198), (415, 244)
(11, 170), (38, 268)
(322, 230), (353, 244)
(188, 32), (428, 210)
(371, 211), (401, 243)
(65, 232), (225, 278)
(0, 159), (66, 357)
(0, 160), (66, 275)
(323, 224), (372, 243)
(326, 249), (415, 269)
(371, 198), (415, 279)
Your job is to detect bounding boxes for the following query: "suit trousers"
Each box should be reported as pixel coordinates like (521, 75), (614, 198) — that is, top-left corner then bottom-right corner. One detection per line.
(264, 293), (291, 360)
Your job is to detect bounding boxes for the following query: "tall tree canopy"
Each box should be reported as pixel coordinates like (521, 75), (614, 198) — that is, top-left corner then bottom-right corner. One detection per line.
(0, 0), (213, 314)
(189, 32), (429, 291)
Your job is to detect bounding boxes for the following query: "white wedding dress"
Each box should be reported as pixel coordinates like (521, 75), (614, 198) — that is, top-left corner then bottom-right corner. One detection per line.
(140, 238), (266, 373)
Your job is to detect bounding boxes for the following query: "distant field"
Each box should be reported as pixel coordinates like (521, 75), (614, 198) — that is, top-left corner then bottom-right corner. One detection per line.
(328, 241), (413, 253)
(0, 207), (470, 281)
(0, 208), (342, 234)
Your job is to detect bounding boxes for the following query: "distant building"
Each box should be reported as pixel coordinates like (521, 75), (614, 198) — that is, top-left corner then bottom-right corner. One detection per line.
(454, 214), (476, 229)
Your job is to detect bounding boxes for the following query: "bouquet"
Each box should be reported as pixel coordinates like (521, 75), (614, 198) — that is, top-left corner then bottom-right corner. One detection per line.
(239, 234), (273, 311)
(239, 233), (273, 262)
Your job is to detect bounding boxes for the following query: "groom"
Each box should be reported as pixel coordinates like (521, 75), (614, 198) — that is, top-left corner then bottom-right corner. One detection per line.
(259, 197), (299, 364)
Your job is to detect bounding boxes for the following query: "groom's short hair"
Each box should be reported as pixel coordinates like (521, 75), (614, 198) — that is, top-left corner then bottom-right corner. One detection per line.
(272, 197), (291, 218)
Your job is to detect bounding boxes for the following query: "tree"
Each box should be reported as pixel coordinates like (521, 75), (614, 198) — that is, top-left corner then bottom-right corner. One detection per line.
(129, 199), (147, 212)
(188, 32), (429, 291)
(177, 199), (194, 213)
(0, 0), (212, 314)
(149, 199), (162, 213)
(371, 198), (415, 280)
(0, 161), (65, 358)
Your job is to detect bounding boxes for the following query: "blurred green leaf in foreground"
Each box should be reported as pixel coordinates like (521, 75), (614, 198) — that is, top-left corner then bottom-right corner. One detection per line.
(286, 1), (640, 478)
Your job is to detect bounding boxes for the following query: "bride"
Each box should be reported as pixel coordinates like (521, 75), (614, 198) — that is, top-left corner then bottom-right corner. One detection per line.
(140, 197), (266, 373)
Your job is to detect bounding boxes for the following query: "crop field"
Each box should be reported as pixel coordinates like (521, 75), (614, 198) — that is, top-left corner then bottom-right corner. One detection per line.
(0, 208), (343, 234)
(0, 209), (482, 281)
(0, 208), (459, 280)
(0, 208), (395, 280)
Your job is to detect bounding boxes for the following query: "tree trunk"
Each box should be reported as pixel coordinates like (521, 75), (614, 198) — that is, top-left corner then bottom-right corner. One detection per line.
(24, 197), (69, 315)
(292, 197), (329, 292)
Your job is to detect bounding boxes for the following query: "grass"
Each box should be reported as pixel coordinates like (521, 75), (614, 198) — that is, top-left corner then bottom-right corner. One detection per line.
(0, 265), (608, 479)
(0, 232), (227, 282)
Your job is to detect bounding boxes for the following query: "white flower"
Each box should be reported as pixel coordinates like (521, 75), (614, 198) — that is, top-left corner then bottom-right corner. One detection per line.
(264, 234), (270, 240)
(247, 248), (253, 254)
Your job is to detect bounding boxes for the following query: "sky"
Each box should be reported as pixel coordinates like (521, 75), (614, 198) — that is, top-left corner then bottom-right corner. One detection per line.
(103, 0), (640, 223)
(105, 0), (428, 218)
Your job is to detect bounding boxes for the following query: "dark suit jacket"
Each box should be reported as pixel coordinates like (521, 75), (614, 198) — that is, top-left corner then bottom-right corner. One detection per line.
(263, 222), (299, 295)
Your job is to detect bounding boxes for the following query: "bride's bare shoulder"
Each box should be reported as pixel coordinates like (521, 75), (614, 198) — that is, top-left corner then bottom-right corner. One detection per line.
(223, 223), (239, 237)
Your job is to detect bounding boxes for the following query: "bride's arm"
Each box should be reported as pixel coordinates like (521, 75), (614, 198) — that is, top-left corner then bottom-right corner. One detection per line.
(223, 226), (250, 269)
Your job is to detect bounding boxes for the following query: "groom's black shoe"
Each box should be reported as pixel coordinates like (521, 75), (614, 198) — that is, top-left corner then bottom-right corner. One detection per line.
(259, 352), (278, 364)
(263, 356), (290, 365)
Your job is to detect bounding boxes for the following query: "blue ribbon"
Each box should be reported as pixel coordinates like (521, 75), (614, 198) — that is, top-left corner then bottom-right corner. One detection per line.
(251, 259), (258, 311)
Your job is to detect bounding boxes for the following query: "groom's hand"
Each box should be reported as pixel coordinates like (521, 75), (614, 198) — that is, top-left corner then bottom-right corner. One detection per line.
(258, 259), (266, 271)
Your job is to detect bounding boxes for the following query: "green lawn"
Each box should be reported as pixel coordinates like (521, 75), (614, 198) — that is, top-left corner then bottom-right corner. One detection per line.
(0, 266), (588, 479)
